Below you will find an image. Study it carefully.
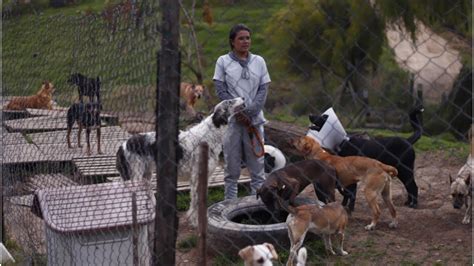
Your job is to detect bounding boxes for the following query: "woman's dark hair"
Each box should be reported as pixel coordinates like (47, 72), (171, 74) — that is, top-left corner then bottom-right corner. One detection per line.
(229, 23), (251, 50)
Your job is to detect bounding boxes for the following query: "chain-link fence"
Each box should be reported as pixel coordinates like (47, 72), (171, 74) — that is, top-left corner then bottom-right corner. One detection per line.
(1, 0), (472, 265)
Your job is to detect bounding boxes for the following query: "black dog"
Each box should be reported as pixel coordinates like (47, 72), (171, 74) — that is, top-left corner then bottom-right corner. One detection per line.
(67, 73), (101, 104)
(66, 102), (102, 156)
(309, 105), (424, 211)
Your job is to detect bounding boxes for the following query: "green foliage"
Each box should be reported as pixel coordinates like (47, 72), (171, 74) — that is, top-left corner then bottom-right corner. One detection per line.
(177, 234), (198, 252)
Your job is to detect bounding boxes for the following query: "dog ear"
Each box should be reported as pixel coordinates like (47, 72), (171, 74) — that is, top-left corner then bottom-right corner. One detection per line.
(263, 243), (278, 260)
(211, 107), (228, 128)
(449, 174), (454, 184)
(238, 246), (253, 261)
(466, 174), (471, 186)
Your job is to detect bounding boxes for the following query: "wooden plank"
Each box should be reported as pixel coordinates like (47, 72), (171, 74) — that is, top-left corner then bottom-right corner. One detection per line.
(25, 108), (68, 118)
(28, 126), (130, 145)
(2, 144), (49, 164)
(36, 140), (123, 162)
(25, 173), (78, 192)
(105, 166), (251, 192)
(3, 116), (107, 134)
(2, 132), (29, 145)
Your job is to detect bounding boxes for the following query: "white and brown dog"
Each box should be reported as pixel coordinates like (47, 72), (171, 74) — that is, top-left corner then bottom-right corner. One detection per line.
(116, 97), (245, 227)
(286, 202), (349, 266)
(450, 154), (472, 224)
(238, 243), (279, 266)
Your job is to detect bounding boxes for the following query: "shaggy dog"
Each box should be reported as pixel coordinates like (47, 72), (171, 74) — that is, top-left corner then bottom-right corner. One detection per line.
(66, 102), (102, 156)
(238, 243), (279, 266)
(5, 81), (55, 110)
(116, 97), (245, 227)
(294, 136), (398, 230)
(309, 105), (424, 210)
(180, 82), (205, 115)
(450, 154), (472, 224)
(67, 73), (101, 104)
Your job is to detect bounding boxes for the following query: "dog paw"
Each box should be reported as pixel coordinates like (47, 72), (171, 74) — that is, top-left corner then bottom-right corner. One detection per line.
(462, 217), (470, 224)
(338, 250), (349, 256)
(364, 223), (376, 230)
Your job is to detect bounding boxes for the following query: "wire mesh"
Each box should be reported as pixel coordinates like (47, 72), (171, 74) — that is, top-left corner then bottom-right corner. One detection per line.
(1, 0), (472, 265)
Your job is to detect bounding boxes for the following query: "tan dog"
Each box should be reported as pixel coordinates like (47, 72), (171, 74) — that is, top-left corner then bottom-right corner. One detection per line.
(449, 154), (472, 224)
(5, 81), (55, 110)
(293, 136), (398, 230)
(180, 82), (204, 115)
(286, 202), (348, 266)
(238, 243), (279, 266)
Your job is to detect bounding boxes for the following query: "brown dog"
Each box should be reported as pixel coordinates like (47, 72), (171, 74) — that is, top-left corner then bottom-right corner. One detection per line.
(293, 136), (398, 230)
(5, 81), (55, 110)
(180, 82), (204, 114)
(256, 159), (337, 214)
(286, 202), (349, 266)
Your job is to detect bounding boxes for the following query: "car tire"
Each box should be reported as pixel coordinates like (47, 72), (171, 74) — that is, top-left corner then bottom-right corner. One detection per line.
(207, 195), (322, 255)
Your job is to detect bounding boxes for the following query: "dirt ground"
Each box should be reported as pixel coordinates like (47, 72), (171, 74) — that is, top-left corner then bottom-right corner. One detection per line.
(175, 150), (473, 265)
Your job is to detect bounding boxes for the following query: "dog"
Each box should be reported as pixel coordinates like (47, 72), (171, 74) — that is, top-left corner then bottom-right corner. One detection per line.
(293, 136), (398, 230)
(116, 97), (245, 227)
(450, 154), (472, 224)
(263, 144), (287, 177)
(286, 202), (348, 266)
(238, 243), (279, 266)
(309, 105), (424, 210)
(5, 81), (55, 110)
(66, 102), (102, 156)
(295, 247), (307, 266)
(67, 73), (101, 104)
(180, 82), (205, 115)
(257, 159), (337, 214)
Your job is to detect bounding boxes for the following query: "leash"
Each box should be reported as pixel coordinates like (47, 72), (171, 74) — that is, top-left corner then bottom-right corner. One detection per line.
(246, 125), (265, 157)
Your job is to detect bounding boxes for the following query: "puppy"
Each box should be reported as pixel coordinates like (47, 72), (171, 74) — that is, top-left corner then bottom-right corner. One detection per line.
(309, 105), (424, 209)
(67, 73), (101, 104)
(450, 154), (472, 224)
(66, 102), (102, 156)
(5, 81), (55, 110)
(238, 243), (279, 266)
(294, 136), (398, 230)
(257, 159), (337, 214)
(286, 202), (348, 266)
(180, 82), (204, 115)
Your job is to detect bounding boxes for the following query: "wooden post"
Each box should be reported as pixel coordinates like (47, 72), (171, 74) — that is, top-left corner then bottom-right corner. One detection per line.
(154, 0), (180, 265)
(197, 142), (209, 266)
(131, 192), (139, 266)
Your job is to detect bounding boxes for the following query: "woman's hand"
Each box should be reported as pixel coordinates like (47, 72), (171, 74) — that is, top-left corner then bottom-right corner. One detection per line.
(235, 112), (252, 126)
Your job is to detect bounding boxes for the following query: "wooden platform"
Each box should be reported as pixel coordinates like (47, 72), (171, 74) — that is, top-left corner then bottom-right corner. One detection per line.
(106, 165), (251, 192)
(2, 132), (29, 146)
(3, 116), (109, 134)
(8, 173), (78, 207)
(28, 126), (130, 145)
(2, 144), (49, 164)
(73, 155), (119, 178)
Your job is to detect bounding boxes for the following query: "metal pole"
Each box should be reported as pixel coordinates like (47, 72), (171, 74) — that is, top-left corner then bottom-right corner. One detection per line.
(153, 0), (180, 264)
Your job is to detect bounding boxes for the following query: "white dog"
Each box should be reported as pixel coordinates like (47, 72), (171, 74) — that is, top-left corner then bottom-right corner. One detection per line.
(238, 243), (279, 266)
(450, 154), (472, 224)
(116, 97), (245, 226)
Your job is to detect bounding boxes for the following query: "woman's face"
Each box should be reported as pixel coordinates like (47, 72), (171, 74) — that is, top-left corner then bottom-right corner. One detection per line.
(232, 30), (251, 54)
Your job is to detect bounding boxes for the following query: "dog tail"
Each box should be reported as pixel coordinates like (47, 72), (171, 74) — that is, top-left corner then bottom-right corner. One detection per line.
(406, 105), (424, 145)
(380, 163), (398, 177)
(116, 145), (132, 181)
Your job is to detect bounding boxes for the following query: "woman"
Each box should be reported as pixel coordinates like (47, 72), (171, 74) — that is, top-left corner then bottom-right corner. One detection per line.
(213, 23), (271, 200)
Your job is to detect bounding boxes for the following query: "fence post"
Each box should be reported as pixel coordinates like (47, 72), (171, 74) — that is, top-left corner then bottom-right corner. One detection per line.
(154, 0), (180, 265)
(197, 142), (209, 266)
